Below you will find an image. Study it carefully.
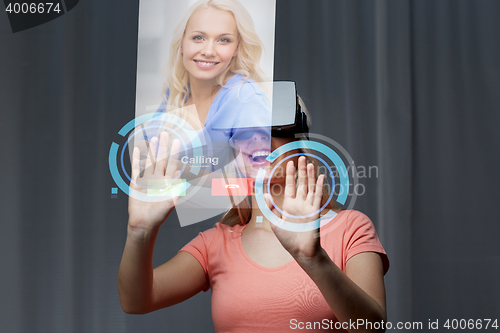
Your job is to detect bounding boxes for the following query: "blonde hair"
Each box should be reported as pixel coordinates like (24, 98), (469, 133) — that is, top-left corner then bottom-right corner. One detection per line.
(163, 0), (268, 110)
(220, 96), (341, 227)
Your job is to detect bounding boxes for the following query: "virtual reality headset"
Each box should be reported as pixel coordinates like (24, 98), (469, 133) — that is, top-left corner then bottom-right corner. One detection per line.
(271, 80), (309, 137)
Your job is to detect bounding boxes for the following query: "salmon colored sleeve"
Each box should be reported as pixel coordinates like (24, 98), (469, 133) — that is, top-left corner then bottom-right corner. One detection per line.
(178, 224), (219, 292)
(344, 211), (390, 275)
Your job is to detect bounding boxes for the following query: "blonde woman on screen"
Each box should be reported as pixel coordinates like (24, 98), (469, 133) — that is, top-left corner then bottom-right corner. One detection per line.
(157, 0), (271, 135)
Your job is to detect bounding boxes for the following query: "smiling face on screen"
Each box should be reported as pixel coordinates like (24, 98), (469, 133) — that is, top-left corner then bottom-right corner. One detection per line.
(181, 7), (239, 86)
(232, 129), (271, 179)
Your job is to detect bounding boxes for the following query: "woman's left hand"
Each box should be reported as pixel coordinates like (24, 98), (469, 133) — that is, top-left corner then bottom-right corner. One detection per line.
(265, 156), (325, 264)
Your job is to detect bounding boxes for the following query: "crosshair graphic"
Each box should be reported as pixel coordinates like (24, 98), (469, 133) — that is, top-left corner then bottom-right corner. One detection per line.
(109, 112), (208, 203)
(254, 135), (359, 232)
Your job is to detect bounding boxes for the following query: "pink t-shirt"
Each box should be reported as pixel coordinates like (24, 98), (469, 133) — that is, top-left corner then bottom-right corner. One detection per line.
(180, 210), (389, 332)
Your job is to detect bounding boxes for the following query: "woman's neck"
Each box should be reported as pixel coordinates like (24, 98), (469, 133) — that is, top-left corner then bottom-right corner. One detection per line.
(188, 77), (219, 102)
(187, 76), (222, 125)
(246, 183), (286, 231)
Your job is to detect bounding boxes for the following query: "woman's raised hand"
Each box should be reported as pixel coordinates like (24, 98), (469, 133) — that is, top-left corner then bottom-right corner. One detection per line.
(128, 131), (182, 231)
(265, 156), (325, 262)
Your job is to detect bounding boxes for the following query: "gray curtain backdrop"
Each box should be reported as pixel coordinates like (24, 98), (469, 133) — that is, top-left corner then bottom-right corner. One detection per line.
(1, 0), (499, 332)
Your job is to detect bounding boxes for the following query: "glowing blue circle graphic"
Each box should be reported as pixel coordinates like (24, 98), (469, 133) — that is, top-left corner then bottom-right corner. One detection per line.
(119, 125), (187, 188)
(108, 112), (204, 202)
(255, 140), (349, 232)
(267, 153), (334, 219)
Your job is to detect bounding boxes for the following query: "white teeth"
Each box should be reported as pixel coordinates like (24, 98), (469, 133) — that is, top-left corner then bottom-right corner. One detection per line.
(197, 61), (217, 66)
(251, 151), (270, 159)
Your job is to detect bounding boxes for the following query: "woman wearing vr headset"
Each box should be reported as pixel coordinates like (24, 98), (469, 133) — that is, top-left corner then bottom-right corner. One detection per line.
(119, 81), (390, 331)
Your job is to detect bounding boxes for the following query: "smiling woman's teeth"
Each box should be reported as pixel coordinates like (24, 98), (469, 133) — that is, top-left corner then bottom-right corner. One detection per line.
(197, 61), (217, 66)
(251, 151), (270, 162)
(251, 151), (270, 159)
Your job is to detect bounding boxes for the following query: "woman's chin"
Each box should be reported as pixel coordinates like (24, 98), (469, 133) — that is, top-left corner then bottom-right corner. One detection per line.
(243, 163), (271, 180)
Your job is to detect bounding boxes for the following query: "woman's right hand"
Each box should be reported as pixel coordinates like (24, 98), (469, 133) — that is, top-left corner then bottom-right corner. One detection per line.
(128, 131), (182, 231)
(120, 131), (208, 315)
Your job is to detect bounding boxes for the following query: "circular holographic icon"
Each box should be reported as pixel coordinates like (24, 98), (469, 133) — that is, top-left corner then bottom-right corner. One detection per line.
(267, 152), (335, 219)
(254, 136), (358, 232)
(109, 112), (208, 202)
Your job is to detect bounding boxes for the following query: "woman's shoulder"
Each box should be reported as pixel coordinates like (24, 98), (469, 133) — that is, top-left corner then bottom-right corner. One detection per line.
(222, 74), (267, 99)
(321, 209), (389, 273)
(225, 73), (252, 86)
(330, 209), (372, 223)
(210, 74), (271, 128)
(320, 209), (376, 238)
(342, 209), (372, 222)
